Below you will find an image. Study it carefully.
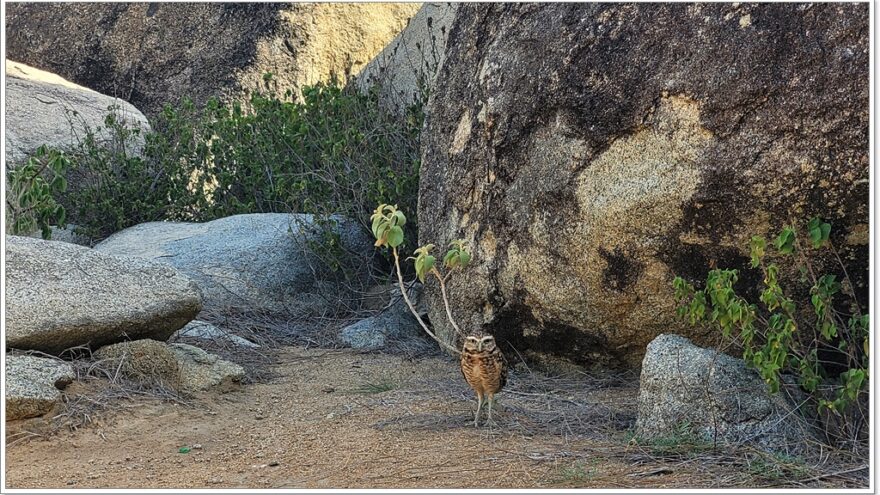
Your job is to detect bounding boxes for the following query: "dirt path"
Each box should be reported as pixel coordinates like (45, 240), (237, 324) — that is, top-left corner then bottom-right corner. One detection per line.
(2, 347), (846, 489)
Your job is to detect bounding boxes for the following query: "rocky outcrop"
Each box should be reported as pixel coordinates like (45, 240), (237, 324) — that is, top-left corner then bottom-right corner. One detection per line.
(635, 335), (816, 454)
(5, 236), (202, 354)
(5, 3), (420, 117)
(355, 3), (457, 114)
(340, 283), (427, 348)
(5, 60), (149, 166)
(418, 3), (869, 365)
(94, 214), (374, 315)
(5, 355), (76, 421)
(95, 339), (244, 393)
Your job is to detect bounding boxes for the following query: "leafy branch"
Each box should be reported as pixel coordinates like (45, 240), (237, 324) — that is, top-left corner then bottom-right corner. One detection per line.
(371, 203), (471, 354)
(673, 217), (868, 446)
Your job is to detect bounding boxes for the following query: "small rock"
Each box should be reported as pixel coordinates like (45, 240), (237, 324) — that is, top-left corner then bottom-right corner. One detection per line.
(635, 334), (817, 454)
(339, 285), (426, 348)
(321, 386), (335, 393)
(269, 460), (280, 467)
(172, 320), (260, 348)
(5, 355), (75, 420)
(192, 444), (203, 450)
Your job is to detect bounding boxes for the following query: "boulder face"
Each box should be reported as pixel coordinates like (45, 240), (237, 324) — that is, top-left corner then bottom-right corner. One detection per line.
(5, 3), (420, 117)
(5, 236), (203, 354)
(5, 60), (150, 166)
(419, 4), (869, 366)
(94, 213), (375, 315)
(635, 334), (816, 454)
(355, 3), (458, 114)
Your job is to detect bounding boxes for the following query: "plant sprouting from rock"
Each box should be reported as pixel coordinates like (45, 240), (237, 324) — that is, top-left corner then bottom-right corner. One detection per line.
(372, 203), (471, 354)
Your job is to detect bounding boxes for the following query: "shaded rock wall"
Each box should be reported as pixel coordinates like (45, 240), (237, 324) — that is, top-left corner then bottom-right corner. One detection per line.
(418, 3), (869, 366)
(5, 3), (420, 116)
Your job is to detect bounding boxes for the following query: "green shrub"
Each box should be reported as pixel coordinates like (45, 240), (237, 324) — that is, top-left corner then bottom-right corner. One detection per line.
(63, 107), (198, 242)
(188, 82), (421, 239)
(6, 145), (70, 238)
(59, 82), (422, 264)
(673, 218), (868, 448)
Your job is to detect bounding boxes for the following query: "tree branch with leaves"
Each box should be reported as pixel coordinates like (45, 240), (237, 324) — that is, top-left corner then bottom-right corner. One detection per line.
(371, 203), (471, 355)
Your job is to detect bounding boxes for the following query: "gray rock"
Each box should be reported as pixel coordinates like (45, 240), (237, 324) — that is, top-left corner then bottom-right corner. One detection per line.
(172, 320), (260, 349)
(5, 236), (202, 354)
(169, 343), (245, 393)
(94, 213), (374, 315)
(5, 3), (419, 117)
(355, 3), (458, 114)
(24, 224), (91, 246)
(5, 60), (149, 166)
(340, 283), (425, 348)
(635, 334), (816, 454)
(94, 339), (181, 388)
(418, 3), (869, 365)
(5, 355), (75, 420)
(95, 339), (244, 393)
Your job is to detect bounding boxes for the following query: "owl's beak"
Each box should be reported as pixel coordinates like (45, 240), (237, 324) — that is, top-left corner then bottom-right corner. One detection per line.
(477, 342), (483, 352)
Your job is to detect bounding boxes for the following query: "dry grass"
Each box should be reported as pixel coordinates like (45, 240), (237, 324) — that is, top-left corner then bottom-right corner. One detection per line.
(5, 345), (869, 489)
(5, 311), (869, 489)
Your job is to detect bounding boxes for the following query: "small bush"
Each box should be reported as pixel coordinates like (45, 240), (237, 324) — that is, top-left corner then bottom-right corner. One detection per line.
(5, 145), (70, 238)
(63, 107), (197, 241)
(57, 82), (422, 275)
(673, 218), (868, 450)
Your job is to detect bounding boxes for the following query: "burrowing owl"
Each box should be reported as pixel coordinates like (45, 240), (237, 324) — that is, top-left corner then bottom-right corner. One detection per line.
(460, 333), (507, 426)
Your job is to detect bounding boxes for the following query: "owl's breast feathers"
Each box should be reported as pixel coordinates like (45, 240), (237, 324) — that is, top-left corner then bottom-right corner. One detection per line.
(460, 347), (506, 395)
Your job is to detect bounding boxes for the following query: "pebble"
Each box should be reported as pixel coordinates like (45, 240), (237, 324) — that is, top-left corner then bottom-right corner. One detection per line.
(193, 444), (203, 450)
(208, 478), (223, 484)
(269, 460), (280, 467)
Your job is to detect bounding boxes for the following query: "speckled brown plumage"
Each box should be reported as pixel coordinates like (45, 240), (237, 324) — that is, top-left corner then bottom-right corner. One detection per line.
(460, 333), (506, 426)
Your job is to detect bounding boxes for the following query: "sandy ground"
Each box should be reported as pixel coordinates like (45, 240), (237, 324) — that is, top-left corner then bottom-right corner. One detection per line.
(3, 347), (863, 489)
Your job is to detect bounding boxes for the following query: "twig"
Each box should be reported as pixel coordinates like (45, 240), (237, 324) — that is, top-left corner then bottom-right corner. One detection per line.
(431, 266), (465, 338)
(392, 247), (460, 355)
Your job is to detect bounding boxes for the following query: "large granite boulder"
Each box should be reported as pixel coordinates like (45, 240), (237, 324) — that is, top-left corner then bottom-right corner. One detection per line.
(635, 334), (816, 454)
(5, 60), (150, 166)
(355, 3), (458, 114)
(5, 3), (420, 117)
(5, 236), (202, 354)
(5, 355), (76, 421)
(94, 213), (375, 315)
(418, 3), (869, 366)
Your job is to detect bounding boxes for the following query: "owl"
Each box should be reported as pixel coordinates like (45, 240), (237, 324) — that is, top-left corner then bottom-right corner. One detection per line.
(460, 333), (507, 426)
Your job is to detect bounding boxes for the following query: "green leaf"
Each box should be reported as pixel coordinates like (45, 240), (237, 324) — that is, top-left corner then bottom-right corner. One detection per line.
(393, 210), (406, 227)
(749, 236), (766, 268)
(387, 225), (404, 248)
(179, 447), (191, 454)
(774, 227), (796, 255)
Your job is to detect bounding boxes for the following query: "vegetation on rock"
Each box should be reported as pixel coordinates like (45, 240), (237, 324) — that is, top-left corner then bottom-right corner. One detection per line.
(673, 218), (868, 449)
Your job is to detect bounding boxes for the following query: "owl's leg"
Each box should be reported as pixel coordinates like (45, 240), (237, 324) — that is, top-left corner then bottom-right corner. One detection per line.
(474, 392), (483, 427)
(486, 394), (495, 425)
